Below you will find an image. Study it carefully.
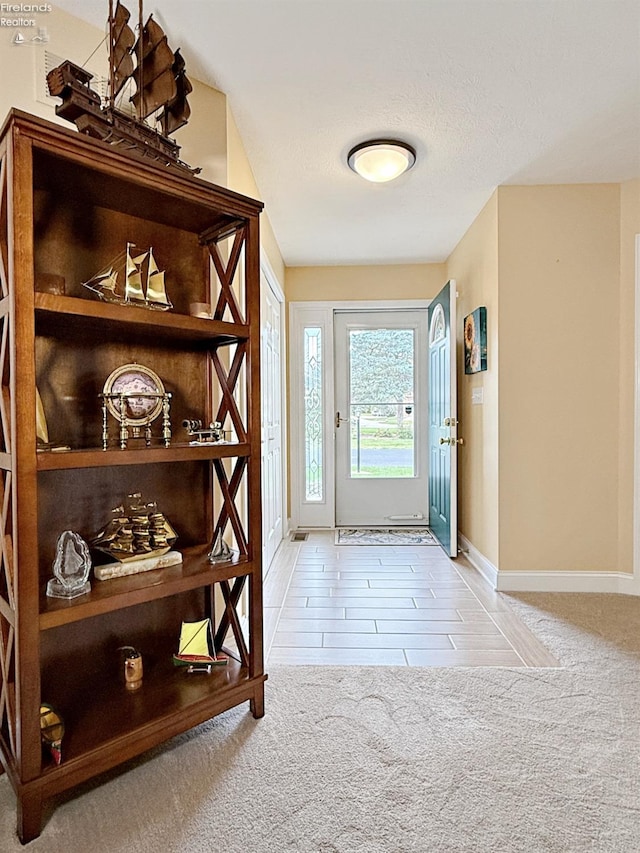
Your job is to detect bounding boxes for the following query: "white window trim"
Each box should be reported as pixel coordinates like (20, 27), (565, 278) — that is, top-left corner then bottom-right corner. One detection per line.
(289, 299), (430, 530)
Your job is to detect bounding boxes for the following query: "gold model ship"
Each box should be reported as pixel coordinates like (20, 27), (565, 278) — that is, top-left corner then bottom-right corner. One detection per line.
(91, 493), (182, 580)
(84, 242), (172, 310)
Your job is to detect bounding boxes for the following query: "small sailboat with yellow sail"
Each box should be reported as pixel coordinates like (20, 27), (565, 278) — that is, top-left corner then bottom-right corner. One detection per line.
(83, 242), (172, 310)
(173, 618), (228, 673)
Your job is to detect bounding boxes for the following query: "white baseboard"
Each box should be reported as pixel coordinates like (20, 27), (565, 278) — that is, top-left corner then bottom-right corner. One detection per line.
(458, 533), (499, 588)
(497, 570), (639, 595)
(458, 532), (640, 596)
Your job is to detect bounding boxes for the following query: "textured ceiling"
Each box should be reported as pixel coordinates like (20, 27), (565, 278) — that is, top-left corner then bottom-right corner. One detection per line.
(53, 0), (640, 266)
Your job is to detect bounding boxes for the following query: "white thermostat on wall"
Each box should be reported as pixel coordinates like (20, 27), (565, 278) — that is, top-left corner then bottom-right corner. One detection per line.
(471, 387), (484, 405)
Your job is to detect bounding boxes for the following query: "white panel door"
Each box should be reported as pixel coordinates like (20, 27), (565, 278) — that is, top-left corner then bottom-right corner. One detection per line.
(260, 274), (283, 572)
(334, 310), (429, 526)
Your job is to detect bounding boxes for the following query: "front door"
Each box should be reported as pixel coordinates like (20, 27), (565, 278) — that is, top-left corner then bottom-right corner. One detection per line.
(334, 310), (429, 526)
(427, 280), (458, 556)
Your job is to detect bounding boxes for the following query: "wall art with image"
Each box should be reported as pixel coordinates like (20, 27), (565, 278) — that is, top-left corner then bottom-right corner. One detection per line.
(463, 307), (487, 374)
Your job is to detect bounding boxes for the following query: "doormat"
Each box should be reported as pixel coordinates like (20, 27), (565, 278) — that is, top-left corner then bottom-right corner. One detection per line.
(335, 527), (437, 546)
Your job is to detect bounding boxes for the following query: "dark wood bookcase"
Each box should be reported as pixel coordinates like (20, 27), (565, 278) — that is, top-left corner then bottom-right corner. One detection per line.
(0, 110), (266, 843)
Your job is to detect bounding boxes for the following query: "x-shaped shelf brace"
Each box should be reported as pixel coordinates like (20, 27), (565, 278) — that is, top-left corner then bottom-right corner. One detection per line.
(0, 611), (15, 757)
(212, 457), (248, 559)
(0, 475), (14, 611)
(202, 222), (246, 325)
(0, 148), (15, 758)
(212, 343), (247, 443)
(211, 457), (251, 667)
(215, 576), (249, 667)
(199, 218), (254, 670)
(0, 150), (8, 303)
(0, 499), (15, 743)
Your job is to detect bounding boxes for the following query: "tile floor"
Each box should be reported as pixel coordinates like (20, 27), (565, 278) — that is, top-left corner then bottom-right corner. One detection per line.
(264, 530), (559, 668)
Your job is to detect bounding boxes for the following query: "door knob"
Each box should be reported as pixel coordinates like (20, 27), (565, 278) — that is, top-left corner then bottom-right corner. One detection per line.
(335, 411), (349, 428)
(440, 437), (465, 446)
(439, 437), (451, 445)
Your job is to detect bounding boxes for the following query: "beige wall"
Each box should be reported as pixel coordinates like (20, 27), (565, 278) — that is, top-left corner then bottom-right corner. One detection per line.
(446, 193), (500, 567)
(226, 108), (285, 286)
(447, 183), (633, 577)
(286, 263), (446, 302)
(497, 184), (621, 572)
(181, 81), (227, 186)
(618, 179), (640, 572)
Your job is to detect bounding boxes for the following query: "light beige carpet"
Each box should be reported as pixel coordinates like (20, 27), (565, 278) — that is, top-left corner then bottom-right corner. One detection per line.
(1, 592), (639, 851)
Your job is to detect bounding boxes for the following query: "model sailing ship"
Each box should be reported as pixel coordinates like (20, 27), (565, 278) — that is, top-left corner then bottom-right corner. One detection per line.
(46, 0), (199, 173)
(84, 242), (172, 309)
(92, 492), (178, 563)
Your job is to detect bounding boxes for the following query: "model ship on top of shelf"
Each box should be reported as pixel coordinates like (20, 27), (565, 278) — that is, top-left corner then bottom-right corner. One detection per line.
(46, 0), (199, 174)
(84, 242), (172, 310)
(91, 492), (178, 563)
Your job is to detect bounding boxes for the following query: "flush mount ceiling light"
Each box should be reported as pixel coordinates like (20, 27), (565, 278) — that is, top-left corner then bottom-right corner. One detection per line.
(347, 139), (416, 183)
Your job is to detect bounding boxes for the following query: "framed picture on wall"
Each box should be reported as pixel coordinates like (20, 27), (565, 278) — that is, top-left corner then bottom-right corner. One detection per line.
(464, 307), (487, 374)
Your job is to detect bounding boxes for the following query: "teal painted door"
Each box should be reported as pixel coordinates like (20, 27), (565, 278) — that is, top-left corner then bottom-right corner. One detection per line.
(428, 280), (458, 556)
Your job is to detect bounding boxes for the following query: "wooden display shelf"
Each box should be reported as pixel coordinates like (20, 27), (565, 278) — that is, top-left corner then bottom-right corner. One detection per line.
(35, 293), (248, 345)
(30, 120), (260, 234)
(36, 442), (250, 471)
(35, 659), (267, 796)
(40, 546), (253, 629)
(1, 108), (265, 844)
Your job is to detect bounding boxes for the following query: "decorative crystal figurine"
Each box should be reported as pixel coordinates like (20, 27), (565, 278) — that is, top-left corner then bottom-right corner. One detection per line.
(46, 530), (92, 599)
(207, 530), (233, 563)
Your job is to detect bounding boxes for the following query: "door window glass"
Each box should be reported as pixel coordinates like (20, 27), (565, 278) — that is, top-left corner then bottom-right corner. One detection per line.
(304, 327), (323, 500)
(348, 328), (415, 478)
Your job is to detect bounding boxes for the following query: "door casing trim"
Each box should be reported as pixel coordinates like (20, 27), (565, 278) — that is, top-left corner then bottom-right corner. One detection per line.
(260, 250), (288, 569)
(289, 299), (430, 530)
